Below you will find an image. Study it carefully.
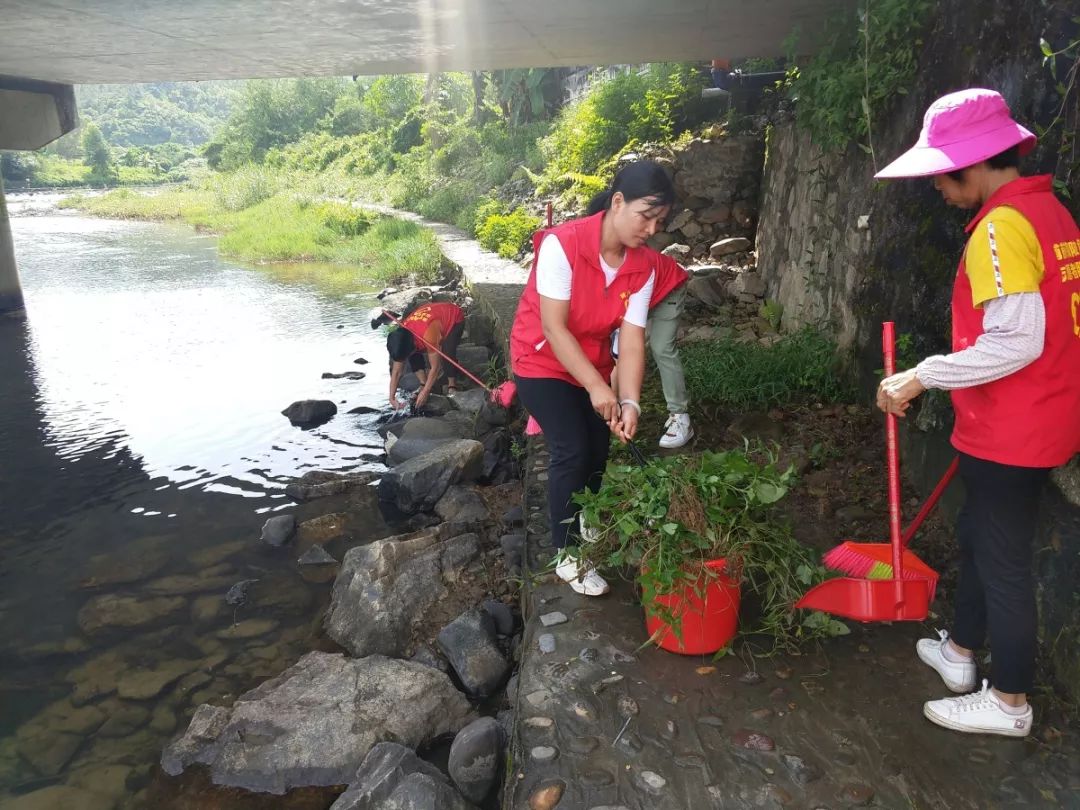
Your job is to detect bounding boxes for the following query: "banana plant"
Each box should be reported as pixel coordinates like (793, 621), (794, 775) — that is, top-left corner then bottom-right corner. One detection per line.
(494, 68), (552, 125)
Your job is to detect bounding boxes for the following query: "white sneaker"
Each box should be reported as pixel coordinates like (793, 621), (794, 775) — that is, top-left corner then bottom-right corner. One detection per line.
(923, 680), (1033, 738)
(554, 553), (609, 597)
(917, 629), (977, 693)
(659, 413), (694, 449)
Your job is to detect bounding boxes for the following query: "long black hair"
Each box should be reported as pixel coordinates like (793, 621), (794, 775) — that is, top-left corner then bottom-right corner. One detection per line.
(586, 160), (676, 216)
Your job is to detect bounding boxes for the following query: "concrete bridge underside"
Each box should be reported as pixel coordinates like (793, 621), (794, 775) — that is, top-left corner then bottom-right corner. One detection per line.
(0, 0), (855, 314)
(3, 0), (851, 83)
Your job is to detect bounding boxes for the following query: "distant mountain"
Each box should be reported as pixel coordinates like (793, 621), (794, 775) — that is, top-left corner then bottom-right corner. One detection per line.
(75, 82), (239, 147)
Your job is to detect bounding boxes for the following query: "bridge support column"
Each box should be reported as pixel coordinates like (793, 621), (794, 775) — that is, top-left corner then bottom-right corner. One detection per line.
(0, 176), (23, 316)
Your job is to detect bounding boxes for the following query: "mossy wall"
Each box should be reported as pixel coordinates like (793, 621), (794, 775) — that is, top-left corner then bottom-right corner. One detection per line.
(757, 0), (1080, 703)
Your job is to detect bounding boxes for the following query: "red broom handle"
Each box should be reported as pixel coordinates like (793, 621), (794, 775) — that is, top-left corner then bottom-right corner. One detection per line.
(546, 201), (553, 228)
(901, 456), (959, 547)
(883, 322), (904, 581)
(382, 309), (491, 392)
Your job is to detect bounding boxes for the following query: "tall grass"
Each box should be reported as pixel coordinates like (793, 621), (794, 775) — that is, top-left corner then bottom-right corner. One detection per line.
(681, 328), (853, 409)
(61, 173), (443, 285)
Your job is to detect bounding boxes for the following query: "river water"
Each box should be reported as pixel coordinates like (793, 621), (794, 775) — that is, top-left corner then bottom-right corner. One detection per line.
(0, 194), (400, 806)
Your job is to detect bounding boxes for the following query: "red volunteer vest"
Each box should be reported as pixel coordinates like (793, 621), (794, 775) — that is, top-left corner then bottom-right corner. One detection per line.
(402, 302), (463, 346)
(510, 212), (685, 385)
(951, 174), (1080, 467)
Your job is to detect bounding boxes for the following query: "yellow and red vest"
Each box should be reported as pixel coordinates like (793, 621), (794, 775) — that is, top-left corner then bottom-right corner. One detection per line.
(510, 212), (686, 385)
(951, 175), (1080, 467)
(401, 302), (464, 346)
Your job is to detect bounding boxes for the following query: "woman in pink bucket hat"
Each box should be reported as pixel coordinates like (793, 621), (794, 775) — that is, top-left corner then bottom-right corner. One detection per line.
(876, 88), (1080, 738)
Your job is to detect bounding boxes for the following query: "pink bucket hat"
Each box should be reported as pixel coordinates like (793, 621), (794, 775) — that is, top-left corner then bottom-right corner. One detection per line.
(875, 88), (1036, 179)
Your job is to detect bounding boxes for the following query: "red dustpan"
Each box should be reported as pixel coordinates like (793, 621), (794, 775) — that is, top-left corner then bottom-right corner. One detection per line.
(796, 322), (939, 622)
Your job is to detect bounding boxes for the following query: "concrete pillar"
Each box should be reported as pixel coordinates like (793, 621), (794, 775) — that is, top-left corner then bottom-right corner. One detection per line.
(0, 175), (24, 316)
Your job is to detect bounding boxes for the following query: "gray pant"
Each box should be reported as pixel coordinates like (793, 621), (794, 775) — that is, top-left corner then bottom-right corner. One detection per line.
(648, 285), (689, 414)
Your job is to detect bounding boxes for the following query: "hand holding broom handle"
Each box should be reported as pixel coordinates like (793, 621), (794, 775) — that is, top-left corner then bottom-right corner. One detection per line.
(883, 322), (905, 593)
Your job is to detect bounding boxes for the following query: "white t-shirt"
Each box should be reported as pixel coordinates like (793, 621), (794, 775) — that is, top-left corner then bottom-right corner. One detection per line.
(535, 234), (654, 328)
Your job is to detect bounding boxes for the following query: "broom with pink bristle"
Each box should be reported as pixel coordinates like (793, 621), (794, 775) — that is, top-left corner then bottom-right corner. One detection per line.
(822, 456), (958, 579)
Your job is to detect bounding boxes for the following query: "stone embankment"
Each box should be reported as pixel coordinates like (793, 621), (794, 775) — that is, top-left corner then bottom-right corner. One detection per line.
(154, 220), (531, 809)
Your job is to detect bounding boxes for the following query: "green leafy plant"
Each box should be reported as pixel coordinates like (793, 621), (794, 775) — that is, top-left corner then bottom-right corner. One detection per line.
(573, 448), (847, 652)
(782, 0), (932, 154)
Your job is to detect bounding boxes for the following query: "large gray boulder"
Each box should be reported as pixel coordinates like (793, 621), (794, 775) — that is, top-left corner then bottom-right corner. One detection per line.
(160, 652), (474, 795)
(378, 440), (484, 513)
(387, 437), (460, 467)
(331, 742), (475, 810)
(324, 525), (478, 658)
(282, 400), (337, 426)
(436, 609), (510, 699)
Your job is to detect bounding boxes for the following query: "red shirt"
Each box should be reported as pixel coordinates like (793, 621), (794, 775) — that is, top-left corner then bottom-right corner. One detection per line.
(510, 212), (683, 384)
(401, 302), (463, 348)
(950, 175), (1080, 467)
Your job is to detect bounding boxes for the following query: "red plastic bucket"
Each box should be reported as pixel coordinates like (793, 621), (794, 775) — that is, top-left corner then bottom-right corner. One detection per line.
(644, 559), (740, 654)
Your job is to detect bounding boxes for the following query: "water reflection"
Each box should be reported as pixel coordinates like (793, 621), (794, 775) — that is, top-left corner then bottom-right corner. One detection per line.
(9, 205), (390, 499)
(0, 196), (397, 806)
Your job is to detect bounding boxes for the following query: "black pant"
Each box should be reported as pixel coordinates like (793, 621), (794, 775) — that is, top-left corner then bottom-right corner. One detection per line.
(952, 452), (1049, 694)
(399, 321), (464, 379)
(515, 375), (610, 549)
(441, 321), (465, 381)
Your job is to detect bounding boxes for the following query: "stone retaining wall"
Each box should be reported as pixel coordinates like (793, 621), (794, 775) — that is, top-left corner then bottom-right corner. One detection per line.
(754, 0), (1080, 701)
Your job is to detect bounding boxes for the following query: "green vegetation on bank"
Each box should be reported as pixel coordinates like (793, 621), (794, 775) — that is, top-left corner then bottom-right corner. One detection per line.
(56, 64), (722, 275)
(681, 329), (853, 409)
(242, 66), (716, 254)
(62, 170), (442, 283)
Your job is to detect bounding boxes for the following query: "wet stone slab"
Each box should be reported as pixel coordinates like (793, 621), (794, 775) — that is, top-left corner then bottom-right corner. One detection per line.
(509, 437), (1080, 810)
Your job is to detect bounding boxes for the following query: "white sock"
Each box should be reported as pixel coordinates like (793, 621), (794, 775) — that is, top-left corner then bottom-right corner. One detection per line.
(991, 692), (1028, 714)
(943, 641), (973, 663)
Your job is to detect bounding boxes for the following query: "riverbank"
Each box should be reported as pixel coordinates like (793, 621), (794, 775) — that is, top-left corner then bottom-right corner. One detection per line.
(58, 174), (445, 286)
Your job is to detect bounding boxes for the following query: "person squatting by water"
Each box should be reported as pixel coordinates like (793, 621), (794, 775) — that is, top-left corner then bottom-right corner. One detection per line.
(875, 88), (1080, 738)
(384, 301), (465, 410)
(510, 160), (690, 596)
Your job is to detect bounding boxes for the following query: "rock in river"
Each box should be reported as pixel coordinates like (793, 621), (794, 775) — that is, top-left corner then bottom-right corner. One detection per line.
(324, 525), (479, 658)
(281, 399), (337, 427)
(77, 594), (186, 635)
(378, 439), (484, 514)
(161, 651), (475, 795)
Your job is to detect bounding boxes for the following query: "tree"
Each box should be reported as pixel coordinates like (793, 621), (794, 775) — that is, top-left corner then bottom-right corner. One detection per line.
(82, 123), (115, 181)
(1, 151), (38, 184)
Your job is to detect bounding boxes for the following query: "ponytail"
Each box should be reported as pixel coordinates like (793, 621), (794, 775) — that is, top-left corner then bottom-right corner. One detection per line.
(586, 189), (614, 216)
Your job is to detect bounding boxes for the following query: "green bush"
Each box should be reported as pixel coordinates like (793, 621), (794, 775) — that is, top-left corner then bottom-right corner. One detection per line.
(681, 328), (853, 409)
(476, 206), (541, 258)
(539, 63), (713, 196)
